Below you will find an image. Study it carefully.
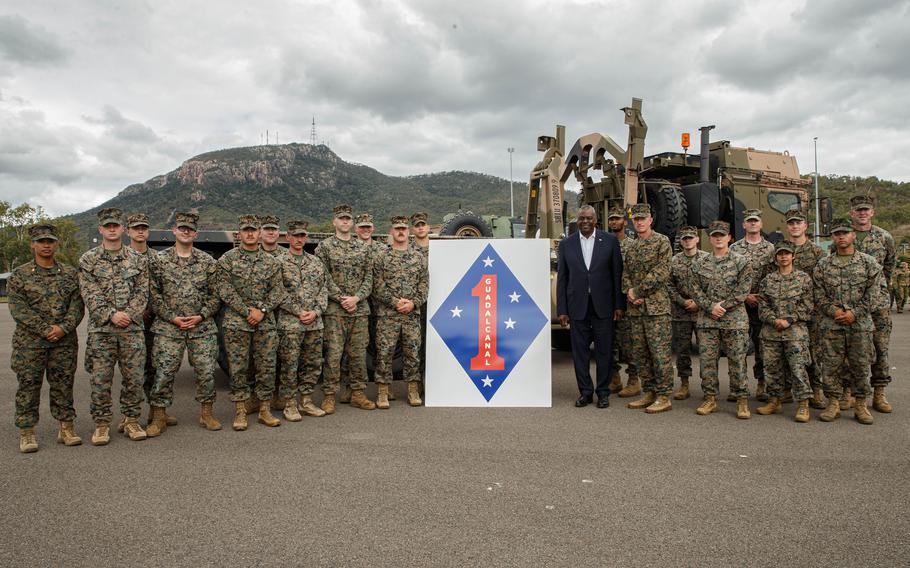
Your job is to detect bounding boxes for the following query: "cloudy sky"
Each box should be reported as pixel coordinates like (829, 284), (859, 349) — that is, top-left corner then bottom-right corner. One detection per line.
(1, 0), (908, 216)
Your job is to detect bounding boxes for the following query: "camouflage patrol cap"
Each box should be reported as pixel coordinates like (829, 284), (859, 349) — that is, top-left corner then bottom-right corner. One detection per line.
(902, 261), (909, 269)
(774, 240), (795, 254)
(607, 207), (626, 220)
(743, 209), (762, 222)
(355, 213), (374, 227)
(678, 226), (698, 239)
(707, 220), (731, 236)
(850, 195), (874, 210)
(830, 218), (853, 233)
(29, 223), (59, 241)
(333, 204), (353, 219)
(238, 214), (260, 230)
(390, 215), (410, 229)
(97, 207), (123, 226)
(410, 212), (428, 226)
(785, 208), (807, 222)
(629, 203), (651, 219)
(286, 220), (309, 235)
(127, 212), (150, 228)
(175, 212), (199, 230)
(259, 215), (280, 229)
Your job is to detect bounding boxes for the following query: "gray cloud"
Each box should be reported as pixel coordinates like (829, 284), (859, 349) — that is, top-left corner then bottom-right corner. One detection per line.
(0, 14), (68, 67)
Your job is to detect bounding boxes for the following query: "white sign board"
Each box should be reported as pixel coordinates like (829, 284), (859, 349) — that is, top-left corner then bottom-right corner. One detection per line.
(426, 239), (551, 407)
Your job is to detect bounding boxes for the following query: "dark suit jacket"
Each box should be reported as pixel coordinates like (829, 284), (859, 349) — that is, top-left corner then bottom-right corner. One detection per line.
(556, 229), (626, 320)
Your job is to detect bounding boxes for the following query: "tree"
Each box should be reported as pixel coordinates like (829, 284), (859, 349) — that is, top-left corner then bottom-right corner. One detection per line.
(0, 201), (84, 271)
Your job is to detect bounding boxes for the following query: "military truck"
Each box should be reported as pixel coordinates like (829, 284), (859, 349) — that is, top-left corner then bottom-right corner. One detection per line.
(439, 210), (525, 238)
(530, 97), (833, 349)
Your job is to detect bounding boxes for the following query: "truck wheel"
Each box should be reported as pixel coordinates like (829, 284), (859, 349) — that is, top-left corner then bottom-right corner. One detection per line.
(440, 211), (494, 237)
(643, 184), (688, 238)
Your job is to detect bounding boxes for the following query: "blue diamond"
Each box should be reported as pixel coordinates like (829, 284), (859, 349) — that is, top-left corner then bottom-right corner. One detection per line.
(431, 244), (548, 401)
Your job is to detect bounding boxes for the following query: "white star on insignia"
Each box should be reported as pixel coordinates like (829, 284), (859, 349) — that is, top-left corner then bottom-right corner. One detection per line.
(450, 306), (462, 318)
(509, 291), (521, 303)
(504, 318), (516, 329)
(482, 256), (494, 267)
(481, 376), (494, 387)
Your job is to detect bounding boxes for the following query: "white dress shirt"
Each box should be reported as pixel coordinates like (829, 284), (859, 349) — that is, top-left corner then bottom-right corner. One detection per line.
(579, 231), (595, 270)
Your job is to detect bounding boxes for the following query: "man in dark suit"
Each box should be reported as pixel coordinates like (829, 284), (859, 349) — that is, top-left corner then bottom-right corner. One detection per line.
(557, 205), (626, 408)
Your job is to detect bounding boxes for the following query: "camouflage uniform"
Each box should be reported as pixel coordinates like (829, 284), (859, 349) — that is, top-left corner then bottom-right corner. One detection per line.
(372, 232), (429, 385)
(669, 248), (709, 381)
(758, 262), (814, 401)
(265, 243), (307, 401)
(126, 213), (157, 402)
(813, 249), (883, 399)
(9, 243), (85, 428)
(690, 234), (753, 399)
(852, 224), (895, 388)
(612, 235), (637, 377)
(148, 245), (221, 407)
(315, 229), (373, 393)
(621, 228), (674, 396)
(289, 249), (328, 396)
(892, 263), (910, 312)
(730, 229), (775, 386)
(79, 243), (150, 423)
(411, 212), (430, 382)
(215, 239), (285, 403)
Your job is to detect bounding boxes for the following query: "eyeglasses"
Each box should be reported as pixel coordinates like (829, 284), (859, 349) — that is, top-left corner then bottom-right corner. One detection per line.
(175, 227), (197, 233)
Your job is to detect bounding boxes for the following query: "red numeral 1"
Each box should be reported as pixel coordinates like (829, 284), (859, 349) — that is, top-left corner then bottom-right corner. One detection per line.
(470, 274), (505, 371)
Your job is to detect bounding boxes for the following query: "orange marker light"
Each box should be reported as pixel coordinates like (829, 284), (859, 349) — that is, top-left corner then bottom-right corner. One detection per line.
(681, 132), (691, 151)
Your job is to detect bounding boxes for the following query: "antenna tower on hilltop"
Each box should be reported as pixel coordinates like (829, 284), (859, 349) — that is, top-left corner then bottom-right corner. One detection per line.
(310, 117), (318, 146)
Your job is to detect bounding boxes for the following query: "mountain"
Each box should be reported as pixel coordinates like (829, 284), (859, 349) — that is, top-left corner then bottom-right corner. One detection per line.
(66, 143), (516, 242)
(809, 174), (910, 239)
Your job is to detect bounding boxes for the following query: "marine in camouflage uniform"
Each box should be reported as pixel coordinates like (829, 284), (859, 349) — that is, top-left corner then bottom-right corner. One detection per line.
(622, 204), (675, 413)
(690, 221), (754, 418)
(411, 212), (431, 386)
(606, 207), (639, 397)
(668, 226), (709, 400)
(814, 218), (883, 425)
(215, 215), (285, 430)
(9, 224), (85, 452)
(285, 221), (328, 417)
(892, 262), (910, 313)
(848, 195), (895, 413)
(79, 207), (151, 443)
(125, 213), (158, 407)
(729, 209), (775, 400)
(147, 213), (222, 435)
(372, 216), (429, 408)
(315, 204), (376, 411)
(755, 241), (814, 422)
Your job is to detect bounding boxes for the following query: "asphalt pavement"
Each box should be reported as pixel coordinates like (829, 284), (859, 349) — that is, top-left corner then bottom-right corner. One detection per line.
(1, 304), (908, 567)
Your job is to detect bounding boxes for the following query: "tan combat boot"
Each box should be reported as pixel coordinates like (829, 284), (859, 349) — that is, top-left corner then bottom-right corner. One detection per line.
(755, 380), (768, 402)
(258, 401), (281, 427)
(270, 394), (286, 411)
(122, 417), (147, 441)
(781, 391), (794, 404)
(736, 398), (751, 419)
(618, 376), (641, 398)
(388, 384), (396, 401)
(244, 396), (260, 415)
(839, 388), (854, 411)
(199, 402), (222, 431)
(57, 421), (82, 446)
(116, 416), (127, 433)
(795, 400), (810, 423)
(627, 391), (656, 410)
(809, 388), (827, 409)
(696, 395), (717, 415)
(299, 395), (326, 417)
(854, 398), (873, 425)
(19, 428), (38, 453)
(321, 394), (336, 415)
(673, 378), (690, 400)
(339, 386), (352, 404)
(872, 386), (893, 413)
(233, 401), (248, 431)
(407, 381), (423, 407)
(164, 411), (178, 427)
(283, 399), (302, 422)
(145, 406), (168, 437)
(756, 396), (782, 416)
(609, 372), (623, 394)
(377, 384), (390, 410)
(350, 389), (376, 410)
(91, 421), (111, 446)
(644, 395), (672, 414)
(819, 396), (841, 422)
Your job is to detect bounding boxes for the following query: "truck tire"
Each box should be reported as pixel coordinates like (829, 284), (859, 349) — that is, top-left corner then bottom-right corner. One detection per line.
(440, 211), (494, 238)
(643, 184), (687, 238)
